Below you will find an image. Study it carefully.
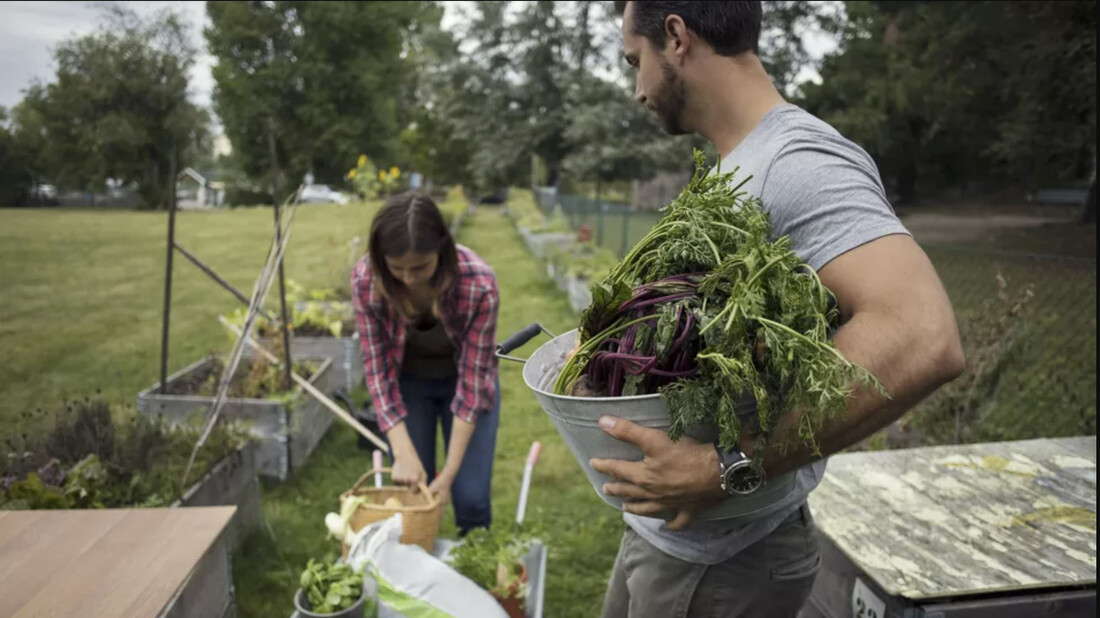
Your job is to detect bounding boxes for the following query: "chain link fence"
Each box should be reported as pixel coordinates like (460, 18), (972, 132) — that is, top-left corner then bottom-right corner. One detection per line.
(533, 187), (1097, 444)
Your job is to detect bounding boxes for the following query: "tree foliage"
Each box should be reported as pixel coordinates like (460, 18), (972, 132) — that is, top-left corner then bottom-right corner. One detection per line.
(205, 1), (428, 194)
(798, 1), (1097, 203)
(9, 6), (209, 208)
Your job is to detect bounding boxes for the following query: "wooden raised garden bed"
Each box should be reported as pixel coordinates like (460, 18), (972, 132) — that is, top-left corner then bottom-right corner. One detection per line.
(173, 441), (262, 551)
(137, 355), (336, 481)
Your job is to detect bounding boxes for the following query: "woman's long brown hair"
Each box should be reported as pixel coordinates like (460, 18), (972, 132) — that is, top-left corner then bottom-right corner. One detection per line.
(368, 191), (459, 321)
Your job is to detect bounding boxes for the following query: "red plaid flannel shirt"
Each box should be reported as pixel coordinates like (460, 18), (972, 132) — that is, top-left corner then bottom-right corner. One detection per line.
(351, 244), (500, 433)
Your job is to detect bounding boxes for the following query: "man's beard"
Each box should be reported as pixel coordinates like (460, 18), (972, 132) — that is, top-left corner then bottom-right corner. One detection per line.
(652, 59), (689, 135)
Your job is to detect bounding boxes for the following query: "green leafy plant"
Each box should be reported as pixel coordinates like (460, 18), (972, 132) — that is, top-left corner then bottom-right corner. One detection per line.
(447, 523), (537, 600)
(298, 559), (372, 615)
(184, 356), (319, 401)
(1, 398), (251, 510)
(348, 154), (381, 199)
(549, 242), (620, 281)
(224, 287), (354, 340)
(556, 150), (884, 467)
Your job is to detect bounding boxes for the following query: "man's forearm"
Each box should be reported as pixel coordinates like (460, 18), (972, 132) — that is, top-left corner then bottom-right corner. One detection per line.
(761, 309), (965, 476)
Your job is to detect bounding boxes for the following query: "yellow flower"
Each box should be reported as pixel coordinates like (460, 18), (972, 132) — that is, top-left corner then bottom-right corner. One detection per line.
(347, 169), (357, 179)
(378, 170), (387, 182)
(389, 167), (401, 180)
(357, 154), (367, 168)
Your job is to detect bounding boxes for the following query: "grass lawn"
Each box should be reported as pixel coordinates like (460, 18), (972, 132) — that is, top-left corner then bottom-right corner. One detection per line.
(0, 203), (378, 433)
(2, 201), (623, 616)
(3, 195), (1092, 615)
(232, 206), (622, 617)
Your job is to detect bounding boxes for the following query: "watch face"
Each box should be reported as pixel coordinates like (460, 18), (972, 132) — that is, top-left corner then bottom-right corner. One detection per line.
(727, 463), (764, 495)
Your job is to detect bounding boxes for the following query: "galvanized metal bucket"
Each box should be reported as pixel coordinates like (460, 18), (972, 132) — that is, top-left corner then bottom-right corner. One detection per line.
(498, 324), (799, 521)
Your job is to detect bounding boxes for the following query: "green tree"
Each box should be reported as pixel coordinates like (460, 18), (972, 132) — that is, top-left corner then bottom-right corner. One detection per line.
(798, 1), (1097, 204)
(14, 6), (209, 208)
(561, 75), (689, 189)
(0, 107), (35, 206)
(206, 1), (426, 195)
(394, 2), (474, 187)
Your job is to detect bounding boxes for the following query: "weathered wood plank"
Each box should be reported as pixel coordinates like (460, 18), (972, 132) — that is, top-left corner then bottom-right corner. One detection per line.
(808, 436), (1096, 600)
(0, 507), (235, 618)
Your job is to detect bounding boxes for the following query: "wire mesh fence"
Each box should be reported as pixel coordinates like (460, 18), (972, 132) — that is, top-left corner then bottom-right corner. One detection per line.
(532, 187), (1097, 444)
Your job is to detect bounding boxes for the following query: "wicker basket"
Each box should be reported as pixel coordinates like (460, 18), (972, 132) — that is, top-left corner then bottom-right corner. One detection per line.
(339, 467), (444, 554)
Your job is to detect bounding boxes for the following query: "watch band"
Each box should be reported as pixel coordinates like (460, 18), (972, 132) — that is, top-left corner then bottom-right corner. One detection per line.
(714, 441), (743, 495)
(714, 441), (745, 470)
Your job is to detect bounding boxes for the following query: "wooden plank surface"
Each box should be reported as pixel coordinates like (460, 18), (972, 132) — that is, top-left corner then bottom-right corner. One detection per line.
(808, 436), (1096, 600)
(0, 507), (235, 618)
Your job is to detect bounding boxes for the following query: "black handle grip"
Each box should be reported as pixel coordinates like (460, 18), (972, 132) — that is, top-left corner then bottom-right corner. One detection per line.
(497, 323), (544, 355)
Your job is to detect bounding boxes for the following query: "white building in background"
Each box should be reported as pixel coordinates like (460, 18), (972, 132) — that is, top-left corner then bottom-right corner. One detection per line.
(176, 167), (226, 209)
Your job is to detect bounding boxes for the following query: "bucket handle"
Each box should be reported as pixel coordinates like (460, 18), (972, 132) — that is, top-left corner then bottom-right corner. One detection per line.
(496, 323), (556, 364)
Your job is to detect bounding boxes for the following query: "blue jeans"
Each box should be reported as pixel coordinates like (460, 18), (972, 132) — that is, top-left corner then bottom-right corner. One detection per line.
(391, 372), (500, 534)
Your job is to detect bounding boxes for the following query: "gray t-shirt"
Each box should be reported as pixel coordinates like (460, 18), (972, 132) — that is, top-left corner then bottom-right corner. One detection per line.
(625, 103), (910, 565)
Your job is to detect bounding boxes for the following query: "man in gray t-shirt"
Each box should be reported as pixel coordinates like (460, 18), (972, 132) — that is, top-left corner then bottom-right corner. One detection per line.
(595, 3), (966, 617)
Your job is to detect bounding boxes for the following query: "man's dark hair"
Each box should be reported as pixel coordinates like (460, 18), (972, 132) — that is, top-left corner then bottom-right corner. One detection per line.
(614, 1), (763, 57)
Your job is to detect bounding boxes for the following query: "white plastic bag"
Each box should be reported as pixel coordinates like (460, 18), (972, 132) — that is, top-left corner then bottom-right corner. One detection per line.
(345, 513), (509, 618)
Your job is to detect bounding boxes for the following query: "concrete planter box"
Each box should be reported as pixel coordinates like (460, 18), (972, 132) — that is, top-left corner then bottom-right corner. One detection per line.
(173, 441), (262, 552)
(565, 276), (593, 313)
(137, 355), (336, 481)
(259, 335), (362, 394)
(518, 228), (575, 260)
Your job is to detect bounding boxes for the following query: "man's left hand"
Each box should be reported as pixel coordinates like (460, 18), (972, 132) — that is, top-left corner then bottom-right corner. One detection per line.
(589, 415), (726, 531)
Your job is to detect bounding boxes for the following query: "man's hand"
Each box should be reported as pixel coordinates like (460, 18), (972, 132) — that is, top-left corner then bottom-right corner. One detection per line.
(589, 415), (726, 531)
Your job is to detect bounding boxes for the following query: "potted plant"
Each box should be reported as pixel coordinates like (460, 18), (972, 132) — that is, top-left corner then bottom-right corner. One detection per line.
(446, 525), (536, 618)
(295, 558), (377, 618)
(1, 397), (260, 549)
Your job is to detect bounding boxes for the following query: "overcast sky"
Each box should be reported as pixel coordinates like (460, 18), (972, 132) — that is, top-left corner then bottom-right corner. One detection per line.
(0, 1), (837, 117)
(0, 1), (214, 111)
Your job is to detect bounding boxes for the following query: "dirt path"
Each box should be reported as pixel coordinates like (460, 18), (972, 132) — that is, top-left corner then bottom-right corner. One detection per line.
(900, 212), (1069, 245)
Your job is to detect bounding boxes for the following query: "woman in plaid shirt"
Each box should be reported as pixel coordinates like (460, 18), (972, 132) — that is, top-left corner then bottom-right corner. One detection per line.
(351, 191), (500, 534)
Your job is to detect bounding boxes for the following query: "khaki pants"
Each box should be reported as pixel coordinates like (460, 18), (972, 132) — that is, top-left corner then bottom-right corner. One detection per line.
(600, 503), (821, 618)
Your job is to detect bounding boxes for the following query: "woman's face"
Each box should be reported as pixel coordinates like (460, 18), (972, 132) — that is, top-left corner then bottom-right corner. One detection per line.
(384, 251), (439, 288)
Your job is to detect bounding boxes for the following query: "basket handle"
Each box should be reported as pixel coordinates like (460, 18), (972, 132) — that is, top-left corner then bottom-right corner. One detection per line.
(350, 467), (437, 507)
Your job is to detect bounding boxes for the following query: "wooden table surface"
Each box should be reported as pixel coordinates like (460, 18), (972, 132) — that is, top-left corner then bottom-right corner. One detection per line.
(808, 436), (1096, 600)
(0, 507), (235, 618)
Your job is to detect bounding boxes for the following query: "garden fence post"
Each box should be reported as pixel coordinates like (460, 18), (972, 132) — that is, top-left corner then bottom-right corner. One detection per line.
(160, 138), (177, 392)
(620, 210), (630, 257)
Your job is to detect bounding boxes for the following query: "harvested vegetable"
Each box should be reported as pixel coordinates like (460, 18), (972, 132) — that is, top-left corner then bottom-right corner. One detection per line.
(556, 150), (883, 466)
(298, 559), (368, 614)
(325, 494), (372, 543)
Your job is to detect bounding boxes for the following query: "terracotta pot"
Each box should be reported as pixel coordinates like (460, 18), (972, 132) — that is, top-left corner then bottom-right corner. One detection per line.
(491, 561), (528, 618)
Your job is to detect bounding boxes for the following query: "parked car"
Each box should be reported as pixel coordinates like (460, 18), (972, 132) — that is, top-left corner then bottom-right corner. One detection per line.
(299, 184), (351, 204)
(30, 184), (59, 205)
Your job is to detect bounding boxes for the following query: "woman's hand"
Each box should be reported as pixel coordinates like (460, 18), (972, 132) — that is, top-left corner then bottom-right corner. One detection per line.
(427, 468), (455, 505)
(391, 450), (427, 491)
(386, 421), (426, 492)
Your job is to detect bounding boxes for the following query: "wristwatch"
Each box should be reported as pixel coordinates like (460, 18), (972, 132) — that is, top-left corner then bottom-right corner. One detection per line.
(714, 442), (765, 496)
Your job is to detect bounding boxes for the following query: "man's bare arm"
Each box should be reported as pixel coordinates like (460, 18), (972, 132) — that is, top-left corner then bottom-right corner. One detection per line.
(760, 234), (966, 475)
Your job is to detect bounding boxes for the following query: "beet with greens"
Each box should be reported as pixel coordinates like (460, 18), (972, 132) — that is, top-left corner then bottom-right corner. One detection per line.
(555, 150), (883, 465)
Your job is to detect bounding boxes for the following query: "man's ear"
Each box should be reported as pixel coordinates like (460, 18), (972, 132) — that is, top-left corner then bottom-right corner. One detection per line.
(664, 14), (691, 63)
